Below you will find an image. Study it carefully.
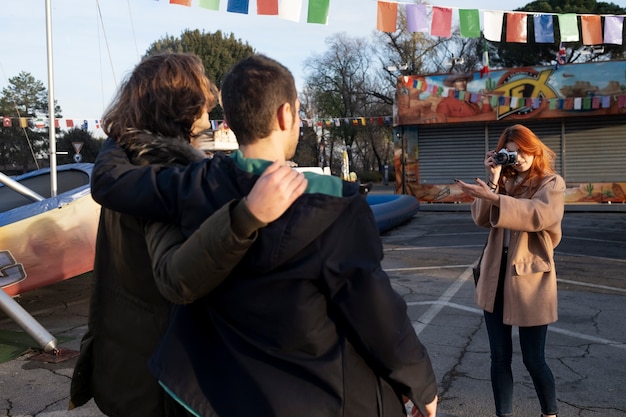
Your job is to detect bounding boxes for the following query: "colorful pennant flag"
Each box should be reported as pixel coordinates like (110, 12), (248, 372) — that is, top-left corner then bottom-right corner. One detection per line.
(19, 118), (28, 128)
(377, 1), (397, 32)
(581, 15), (602, 45)
(2, 117), (11, 127)
(555, 42), (566, 70)
(66, 119), (74, 128)
(406, 4), (428, 33)
(257, 0), (277, 15)
(227, 0), (249, 14)
(169, 0), (191, 6)
(480, 40), (490, 78)
(198, 0), (220, 10)
(558, 14), (579, 42)
(533, 14), (554, 43)
(483, 11), (504, 42)
(278, 0), (301, 22)
(307, 0), (329, 24)
(506, 13), (527, 43)
(604, 16), (624, 45)
(459, 9), (480, 38)
(431, 7), (452, 38)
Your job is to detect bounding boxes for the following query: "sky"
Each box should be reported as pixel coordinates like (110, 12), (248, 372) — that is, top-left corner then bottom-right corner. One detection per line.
(2, 0), (622, 125)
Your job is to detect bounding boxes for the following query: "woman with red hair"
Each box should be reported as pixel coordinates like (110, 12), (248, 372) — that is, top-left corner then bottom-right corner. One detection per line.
(456, 124), (564, 417)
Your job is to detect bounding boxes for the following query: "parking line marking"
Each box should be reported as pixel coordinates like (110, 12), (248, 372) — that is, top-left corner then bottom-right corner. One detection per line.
(407, 300), (626, 350)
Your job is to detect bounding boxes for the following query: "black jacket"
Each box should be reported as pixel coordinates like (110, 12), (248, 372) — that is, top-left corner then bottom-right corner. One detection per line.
(70, 137), (263, 417)
(87, 139), (437, 416)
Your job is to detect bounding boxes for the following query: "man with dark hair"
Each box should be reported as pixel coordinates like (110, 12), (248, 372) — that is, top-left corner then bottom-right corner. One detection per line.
(88, 54), (438, 417)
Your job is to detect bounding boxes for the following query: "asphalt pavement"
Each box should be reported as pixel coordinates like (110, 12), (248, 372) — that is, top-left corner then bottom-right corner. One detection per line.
(1, 185), (625, 416)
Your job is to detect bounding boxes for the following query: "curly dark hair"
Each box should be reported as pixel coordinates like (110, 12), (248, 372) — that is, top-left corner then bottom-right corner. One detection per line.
(102, 52), (218, 146)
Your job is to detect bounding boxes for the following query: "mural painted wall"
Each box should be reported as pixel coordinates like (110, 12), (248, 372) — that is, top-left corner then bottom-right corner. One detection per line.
(396, 181), (626, 205)
(395, 61), (626, 126)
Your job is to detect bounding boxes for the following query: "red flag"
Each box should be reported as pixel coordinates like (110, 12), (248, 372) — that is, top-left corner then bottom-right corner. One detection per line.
(170, 0), (191, 5)
(257, 0), (277, 15)
(2, 117), (11, 127)
(431, 7), (452, 38)
(66, 119), (74, 128)
(506, 13), (527, 43)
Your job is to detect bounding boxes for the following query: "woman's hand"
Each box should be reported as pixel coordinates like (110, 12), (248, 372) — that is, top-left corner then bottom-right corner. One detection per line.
(455, 178), (499, 205)
(244, 161), (307, 223)
(485, 150), (503, 181)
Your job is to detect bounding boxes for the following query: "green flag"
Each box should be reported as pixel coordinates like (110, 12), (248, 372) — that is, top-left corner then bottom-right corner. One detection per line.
(198, 0), (220, 10)
(558, 13), (579, 42)
(307, 0), (330, 24)
(459, 9), (480, 38)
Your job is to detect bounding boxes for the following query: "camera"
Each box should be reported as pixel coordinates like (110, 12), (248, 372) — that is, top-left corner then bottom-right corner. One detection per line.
(493, 148), (518, 166)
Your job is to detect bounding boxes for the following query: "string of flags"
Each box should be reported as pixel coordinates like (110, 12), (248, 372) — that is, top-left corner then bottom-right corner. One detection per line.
(398, 76), (626, 110)
(167, 0), (331, 24)
(0, 116), (392, 132)
(376, 1), (625, 45)
(0, 117), (102, 131)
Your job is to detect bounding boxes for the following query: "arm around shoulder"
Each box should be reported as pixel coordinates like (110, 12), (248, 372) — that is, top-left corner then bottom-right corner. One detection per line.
(145, 199), (264, 304)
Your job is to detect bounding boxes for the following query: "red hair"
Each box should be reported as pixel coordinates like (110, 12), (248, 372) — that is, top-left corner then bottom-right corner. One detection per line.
(496, 124), (556, 191)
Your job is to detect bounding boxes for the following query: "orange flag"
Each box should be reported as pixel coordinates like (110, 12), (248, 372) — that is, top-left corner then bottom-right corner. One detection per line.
(581, 15), (602, 45)
(377, 1), (397, 33)
(170, 0), (191, 6)
(506, 12), (527, 43)
(19, 118), (28, 128)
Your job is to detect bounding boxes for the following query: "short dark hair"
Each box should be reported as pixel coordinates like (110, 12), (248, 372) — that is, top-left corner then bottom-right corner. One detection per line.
(102, 52), (218, 145)
(221, 54), (297, 146)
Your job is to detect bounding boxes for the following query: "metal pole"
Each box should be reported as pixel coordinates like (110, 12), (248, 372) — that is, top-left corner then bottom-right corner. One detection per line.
(45, 0), (57, 197)
(0, 172), (45, 202)
(0, 289), (57, 352)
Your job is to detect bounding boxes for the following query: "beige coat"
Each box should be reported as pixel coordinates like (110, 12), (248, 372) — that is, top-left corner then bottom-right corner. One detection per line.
(472, 173), (565, 327)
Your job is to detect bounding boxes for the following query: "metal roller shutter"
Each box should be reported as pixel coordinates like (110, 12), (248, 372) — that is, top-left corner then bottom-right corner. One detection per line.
(563, 117), (626, 183)
(416, 123), (486, 184)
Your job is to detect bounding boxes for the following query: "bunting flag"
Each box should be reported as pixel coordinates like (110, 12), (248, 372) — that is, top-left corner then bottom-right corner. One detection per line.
(533, 14), (554, 43)
(558, 13), (579, 42)
(227, 0), (249, 14)
(198, 0), (220, 11)
(604, 16), (624, 45)
(479, 40), (490, 78)
(169, 0), (191, 5)
(19, 118), (28, 128)
(581, 15), (602, 45)
(431, 7), (452, 38)
(307, 0), (330, 24)
(459, 9), (480, 38)
(278, 0), (301, 22)
(506, 13), (527, 43)
(406, 3), (428, 33)
(483, 11), (504, 42)
(555, 42), (566, 70)
(377, 1), (397, 32)
(66, 119), (74, 128)
(257, 0), (277, 15)
(2, 117), (11, 127)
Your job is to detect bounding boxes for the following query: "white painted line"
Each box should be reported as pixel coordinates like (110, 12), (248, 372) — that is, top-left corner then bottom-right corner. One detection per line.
(385, 245), (483, 252)
(387, 265), (474, 272)
(407, 300), (626, 350)
(555, 251), (626, 263)
(557, 279), (626, 294)
(411, 264), (474, 336)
